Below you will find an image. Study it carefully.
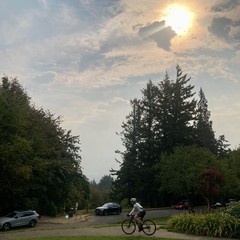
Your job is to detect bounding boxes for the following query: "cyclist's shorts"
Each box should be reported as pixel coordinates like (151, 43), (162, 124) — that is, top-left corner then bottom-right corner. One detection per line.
(138, 210), (146, 218)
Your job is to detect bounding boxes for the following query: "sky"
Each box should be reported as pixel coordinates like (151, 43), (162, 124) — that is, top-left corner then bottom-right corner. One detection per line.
(1, 0), (240, 182)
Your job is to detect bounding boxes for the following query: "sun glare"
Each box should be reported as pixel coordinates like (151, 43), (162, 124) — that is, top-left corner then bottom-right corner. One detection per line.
(164, 5), (193, 35)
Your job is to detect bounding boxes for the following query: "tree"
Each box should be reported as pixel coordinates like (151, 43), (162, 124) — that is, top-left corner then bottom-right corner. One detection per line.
(0, 76), (89, 215)
(98, 175), (114, 190)
(220, 148), (240, 200)
(112, 99), (143, 201)
(216, 135), (230, 159)
(136, 80), (161, 206)
(0, 77), (33, 212)
(156, 146), (220, 209)
(197, 167), (224, 209)
(113, 65), (232, 207)
(156, 65), (197, 154)
(194, 88), (218, 154)
(154, 72), (173, 154)
(169, 65), (197, 149)
(89, 175), (114, 208)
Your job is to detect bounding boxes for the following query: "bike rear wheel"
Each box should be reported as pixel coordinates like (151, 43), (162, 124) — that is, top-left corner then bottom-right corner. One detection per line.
(142, 219), (156, 235)
(121, 219), (136, 235)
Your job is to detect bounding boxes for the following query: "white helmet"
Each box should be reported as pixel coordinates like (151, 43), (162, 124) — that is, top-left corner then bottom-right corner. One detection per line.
(130, 198), (137, 204)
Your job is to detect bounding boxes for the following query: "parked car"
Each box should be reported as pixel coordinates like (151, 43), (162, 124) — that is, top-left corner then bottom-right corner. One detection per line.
(174, 200), (189, 210)
(211, 202), (223, 209)
(224, 199), (237, 207)
(95, 202), (122, 216)
(0, 210), (40, 231)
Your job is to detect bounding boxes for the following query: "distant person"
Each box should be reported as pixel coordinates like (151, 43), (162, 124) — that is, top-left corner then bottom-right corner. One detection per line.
(127, 198), (146, 231)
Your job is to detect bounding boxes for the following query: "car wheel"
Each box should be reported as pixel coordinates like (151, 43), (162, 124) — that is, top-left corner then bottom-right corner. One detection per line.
(2, 223), (11, 231)
(116, 210), (120, 215)
(29, 219), (36, 227)
(103, 210), (108, 216)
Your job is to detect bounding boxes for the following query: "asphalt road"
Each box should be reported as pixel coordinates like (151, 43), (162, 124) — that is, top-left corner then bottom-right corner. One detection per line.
(37, 208), (185, 229)
(83, 209), (183, 225)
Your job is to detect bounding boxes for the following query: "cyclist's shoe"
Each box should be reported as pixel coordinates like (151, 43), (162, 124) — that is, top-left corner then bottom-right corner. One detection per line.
(138, 224), (143, 232)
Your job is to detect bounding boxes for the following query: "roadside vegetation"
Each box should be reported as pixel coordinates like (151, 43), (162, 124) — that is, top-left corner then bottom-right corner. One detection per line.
(167, 202), (240, 239)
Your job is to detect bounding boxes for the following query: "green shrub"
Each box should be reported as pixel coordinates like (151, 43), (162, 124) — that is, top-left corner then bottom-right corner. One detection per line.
(223, 202), (240, 219)
(168, 212), (240, 238)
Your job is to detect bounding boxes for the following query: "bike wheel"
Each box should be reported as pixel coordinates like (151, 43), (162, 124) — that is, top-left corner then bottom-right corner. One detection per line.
(142, 219), (156, 235)
(121, 219), (136, 235)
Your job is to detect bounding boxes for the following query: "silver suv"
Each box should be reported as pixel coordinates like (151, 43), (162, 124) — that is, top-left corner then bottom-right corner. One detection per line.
(0, 210), (40, 231)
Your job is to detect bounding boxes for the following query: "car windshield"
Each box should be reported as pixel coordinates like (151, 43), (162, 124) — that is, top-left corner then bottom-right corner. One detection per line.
(6, 212), (17, 218)
(102, 203), (110, 207)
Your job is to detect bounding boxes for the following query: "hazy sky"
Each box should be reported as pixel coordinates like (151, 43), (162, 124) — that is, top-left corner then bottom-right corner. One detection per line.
(1, 0), (240, 182)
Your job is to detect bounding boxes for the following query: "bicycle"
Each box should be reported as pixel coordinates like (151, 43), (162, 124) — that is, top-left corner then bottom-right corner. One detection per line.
(121, 215), (156, 235)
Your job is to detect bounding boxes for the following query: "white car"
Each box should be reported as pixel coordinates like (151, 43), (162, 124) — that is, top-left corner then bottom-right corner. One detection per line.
(0, 210), (40, 231)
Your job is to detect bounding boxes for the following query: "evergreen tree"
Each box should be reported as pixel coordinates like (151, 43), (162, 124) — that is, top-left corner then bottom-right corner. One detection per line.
(155, 72), (174, 153)
(155, 65), (197, 153)
(98, 175), (114, 190)
(194, 88), (218, 154)
(137, 80), (160, 206)
(112, 99), (143, 201)
(216, 135), (230, 159)
(169, 65), (197, 150)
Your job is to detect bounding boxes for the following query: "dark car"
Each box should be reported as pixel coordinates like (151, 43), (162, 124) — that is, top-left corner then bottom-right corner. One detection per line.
(0, 210), (40, 231)
(224, 199), (237, 207)
(95, 202), (122, 216)
(174, 200), (189, 210)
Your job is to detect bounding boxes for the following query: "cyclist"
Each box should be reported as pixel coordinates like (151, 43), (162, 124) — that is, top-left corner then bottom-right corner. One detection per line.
(127, 198), (146, 231)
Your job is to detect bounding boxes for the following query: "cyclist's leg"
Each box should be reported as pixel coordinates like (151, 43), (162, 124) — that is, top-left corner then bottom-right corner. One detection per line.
(134, 214), (143, 231)
(137, 210), (145, 224)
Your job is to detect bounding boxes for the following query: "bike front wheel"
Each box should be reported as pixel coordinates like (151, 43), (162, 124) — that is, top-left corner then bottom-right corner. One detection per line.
(121, 219), (136, 235)
(142, 219), (156, 235)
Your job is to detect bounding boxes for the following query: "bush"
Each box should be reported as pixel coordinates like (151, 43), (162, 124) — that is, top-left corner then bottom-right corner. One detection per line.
(223, 202), (240, 219)
(168, 212), (240, 238)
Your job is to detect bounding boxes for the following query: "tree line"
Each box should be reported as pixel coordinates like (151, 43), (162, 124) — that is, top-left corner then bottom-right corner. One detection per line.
(0, 76), (90, 216)
(1, 65), (240, 215)
(111, 65), (240, 209)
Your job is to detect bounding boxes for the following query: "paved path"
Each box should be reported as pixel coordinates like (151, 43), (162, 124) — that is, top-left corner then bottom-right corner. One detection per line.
(0, 226), (232, 240)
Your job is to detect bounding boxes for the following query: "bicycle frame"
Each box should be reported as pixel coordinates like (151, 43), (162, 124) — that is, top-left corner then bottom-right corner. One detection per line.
(121, 215), (156, 235)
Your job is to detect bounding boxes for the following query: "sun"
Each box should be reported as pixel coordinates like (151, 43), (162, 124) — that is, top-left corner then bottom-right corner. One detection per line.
(164, 4), (193, 35)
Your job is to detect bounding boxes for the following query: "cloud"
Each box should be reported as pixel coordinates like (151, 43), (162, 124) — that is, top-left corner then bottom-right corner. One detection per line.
(208, 1), (240, 42)
(138, 21), (177, 51)
(211, 0), (240, 12)
(208, 17), (233, 41)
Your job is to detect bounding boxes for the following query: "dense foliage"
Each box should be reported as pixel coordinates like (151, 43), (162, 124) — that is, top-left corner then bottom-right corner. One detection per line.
(90, 175), (114, 208)
(0, 77), (89, 216)
(112, 65), (235, 208)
